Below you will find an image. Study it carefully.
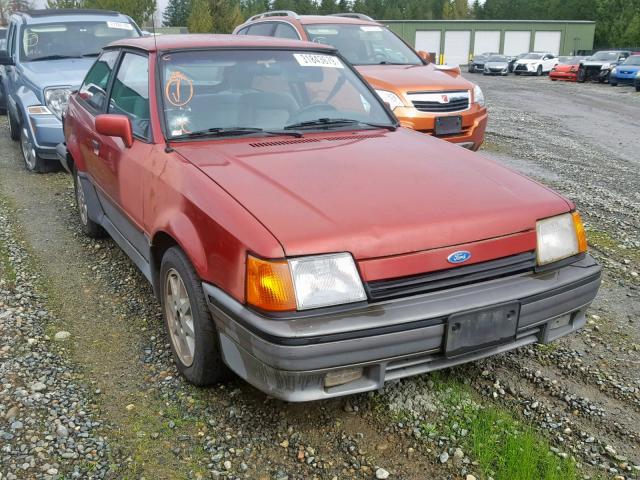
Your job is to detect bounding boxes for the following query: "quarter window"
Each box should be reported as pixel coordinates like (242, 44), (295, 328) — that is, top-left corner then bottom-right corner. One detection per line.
(274, 23), (299, 40)
(247, 23), (275, 36)
(79, 50), (119, 111)
(109, 52), (150, 140)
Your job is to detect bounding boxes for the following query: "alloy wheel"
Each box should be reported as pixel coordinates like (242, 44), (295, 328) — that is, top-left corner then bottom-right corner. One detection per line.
(164, 268), (195, 367)
(21, 128), (36, 170)
(75, 173), (89, 226)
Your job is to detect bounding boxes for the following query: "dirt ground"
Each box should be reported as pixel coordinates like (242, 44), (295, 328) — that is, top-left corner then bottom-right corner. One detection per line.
(0, 74), (638, 480)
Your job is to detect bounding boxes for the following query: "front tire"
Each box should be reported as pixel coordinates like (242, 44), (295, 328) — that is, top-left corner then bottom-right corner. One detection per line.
(610, 81), (617, 86)
(160, 247), (231, 386)
(74, 168), (104, 238)
(536, 65), (543, 76)
(8, 108), (20, 141)
(0, 83), (6, 116)
(20, 126), (49, 173)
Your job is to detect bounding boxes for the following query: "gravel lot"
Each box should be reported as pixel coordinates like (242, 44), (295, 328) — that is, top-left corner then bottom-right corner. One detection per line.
(0, 74), (638, 480)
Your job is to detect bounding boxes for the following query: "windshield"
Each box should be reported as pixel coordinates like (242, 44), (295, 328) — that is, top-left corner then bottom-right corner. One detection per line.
(623, 55), (640, 65)
(302, 24), (422, 66)
(160, 49), (395, 139)
(487, 55), (508, 62)
(590, 51), (619, 61)
(558, 56), (578, 64)
(21, 21), (139, 61)
(523, 53), (543, 59)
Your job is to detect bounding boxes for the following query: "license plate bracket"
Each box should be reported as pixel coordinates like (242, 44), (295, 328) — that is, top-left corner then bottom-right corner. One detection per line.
(435, 115), (462, 135)
(445, 302), (520, 358)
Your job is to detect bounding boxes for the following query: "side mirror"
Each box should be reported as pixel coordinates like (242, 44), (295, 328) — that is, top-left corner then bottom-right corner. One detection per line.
(95, 114), (133, 148)
(417, 50), (431, 63)
(0, 50), (14, 66)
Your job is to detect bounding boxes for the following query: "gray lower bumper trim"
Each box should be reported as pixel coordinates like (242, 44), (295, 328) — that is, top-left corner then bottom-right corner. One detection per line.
(204, 255), (601, 401)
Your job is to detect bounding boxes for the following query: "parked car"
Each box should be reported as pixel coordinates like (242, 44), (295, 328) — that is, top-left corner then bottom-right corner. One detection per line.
(60, 34), (601, 402)
(233, 12), (487, 150)
(468, 52), (498, 73)
(482, 54), (510, 75)
(609, 54), (640, 86)
(578, 50), (631, 83)
(513, 52), (559, 76)
(0, 9), (140, 172)
(0, 27), (6, 49)
(549, 56), (587, 82)
(508, 53), (527, 72)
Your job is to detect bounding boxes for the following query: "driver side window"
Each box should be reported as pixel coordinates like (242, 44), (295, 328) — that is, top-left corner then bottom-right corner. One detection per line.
(108, 52), (150, 140)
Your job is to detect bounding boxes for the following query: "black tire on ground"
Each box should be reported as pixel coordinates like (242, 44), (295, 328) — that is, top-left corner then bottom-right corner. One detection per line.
(20, 126), (57, 173)
(515, 71), (521, 76)
(468, 65), (474, 73)
(577, 69), (586, 83)
(160, 246), (231, 386)
(73, 168), (105, 238)
(8, 108), (20, 141)
(610, 82), (618, 86)
(0, 83), (6, 115)
(537, 65), (543, 76)
(636, 86), (640, 92)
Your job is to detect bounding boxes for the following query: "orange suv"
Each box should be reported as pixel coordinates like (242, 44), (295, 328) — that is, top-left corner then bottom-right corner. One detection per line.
(234, 12), (488, 150)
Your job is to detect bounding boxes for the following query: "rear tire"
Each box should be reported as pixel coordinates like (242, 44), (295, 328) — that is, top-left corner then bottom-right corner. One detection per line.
(74, 168), (105, 238)
(160, 247), (231, 386)
(468, 65), (475, 73)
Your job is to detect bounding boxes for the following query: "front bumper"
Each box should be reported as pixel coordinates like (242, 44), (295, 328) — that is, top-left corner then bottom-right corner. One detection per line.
(26, 113), (64, 160)
(394, 104), (488, 151)
(204, 255), (601, 402)
(550, 71), (578, 81)
(611, 73), (637, 84)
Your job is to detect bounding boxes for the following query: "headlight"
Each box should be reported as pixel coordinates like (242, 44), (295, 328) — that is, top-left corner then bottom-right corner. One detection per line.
(374, 89), (404, 110)
(536, 212), (587, 266)
(473, 85), (485, 107)
(611, 67), (617, 75)
(246, 253), (366, 311)
(600, 63), (611, 70)
(44, 87), (73, 119)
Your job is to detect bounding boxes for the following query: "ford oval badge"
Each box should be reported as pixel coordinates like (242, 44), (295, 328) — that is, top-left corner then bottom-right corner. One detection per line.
(447, 251), (471, 264)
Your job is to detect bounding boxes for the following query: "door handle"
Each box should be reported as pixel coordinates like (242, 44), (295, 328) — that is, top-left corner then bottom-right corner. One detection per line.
(90, 139), (101, 155)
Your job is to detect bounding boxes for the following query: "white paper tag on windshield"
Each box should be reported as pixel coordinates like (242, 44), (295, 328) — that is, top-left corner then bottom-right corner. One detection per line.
(360, 26), (383, 32)
(293, 53), (344, 68)
(107, 21), (134, 30)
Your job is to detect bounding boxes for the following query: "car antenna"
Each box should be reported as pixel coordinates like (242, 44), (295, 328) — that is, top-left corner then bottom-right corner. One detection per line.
(150, 14), (174, 153)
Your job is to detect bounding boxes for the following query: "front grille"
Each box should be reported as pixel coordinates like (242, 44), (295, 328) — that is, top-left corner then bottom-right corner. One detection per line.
(366, 251), (536, 301)
(515, 64), (528, 72)
(407, 91), (470, 113)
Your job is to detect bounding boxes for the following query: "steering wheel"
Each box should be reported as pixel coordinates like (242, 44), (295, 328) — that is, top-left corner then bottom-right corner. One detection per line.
(289, 103), (339, 123)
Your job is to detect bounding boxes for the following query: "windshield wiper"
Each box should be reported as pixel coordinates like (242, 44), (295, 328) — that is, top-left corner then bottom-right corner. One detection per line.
(170, 127), (303, 141)
(81, 53), (100, 58)
(284, 118), (397, 132)
(29, 54), (81, 61)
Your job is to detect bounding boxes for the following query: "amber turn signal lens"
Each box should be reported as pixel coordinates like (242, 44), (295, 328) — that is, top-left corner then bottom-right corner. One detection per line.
(572, 211), (588, 253)
(246, 256), (296, 311)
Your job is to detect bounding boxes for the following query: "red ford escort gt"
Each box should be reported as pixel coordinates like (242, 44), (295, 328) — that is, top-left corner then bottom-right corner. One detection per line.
(59, 35), (601, 402)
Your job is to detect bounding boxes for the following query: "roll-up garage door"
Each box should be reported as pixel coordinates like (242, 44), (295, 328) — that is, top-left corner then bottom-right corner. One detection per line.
(503, 31), (531, 56)
(415, 31), (441, 63)
(534, 31), (561, 55)
(474, 31), (500, 55)
(444, 30), (471, 66)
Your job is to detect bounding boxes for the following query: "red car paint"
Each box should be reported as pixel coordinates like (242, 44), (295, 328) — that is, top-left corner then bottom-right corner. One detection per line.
(64, 35), (572, 305)
(550, 62), (580, 81)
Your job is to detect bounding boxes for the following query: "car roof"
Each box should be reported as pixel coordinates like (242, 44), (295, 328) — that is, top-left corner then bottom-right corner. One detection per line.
(15, 9), (132, 24)
(241, 14), (378, 27)
(108, 34), (335, 52)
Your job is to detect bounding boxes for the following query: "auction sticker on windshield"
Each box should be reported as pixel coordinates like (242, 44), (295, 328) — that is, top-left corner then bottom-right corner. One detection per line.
(361, 26), (383, 32)
(107, 21), (133, 30)
(294, 53), (344, 68)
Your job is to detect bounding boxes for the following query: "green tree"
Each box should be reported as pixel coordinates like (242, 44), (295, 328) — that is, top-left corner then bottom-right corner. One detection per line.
(188, 0), (213, 32)
(163, 0), (190, 26)
(211, 0), (243, 32)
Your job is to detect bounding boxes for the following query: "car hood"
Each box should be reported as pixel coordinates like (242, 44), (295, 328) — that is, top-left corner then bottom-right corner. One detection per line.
(616, 65), (640, 73)
(20, 58), (95, 89)
(554, 64), (579, 71)
(174, 128), (571, 259)
(355, 64), (473, 92)
(516, 58), (543, 65)
(485, 62), (509, 68)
